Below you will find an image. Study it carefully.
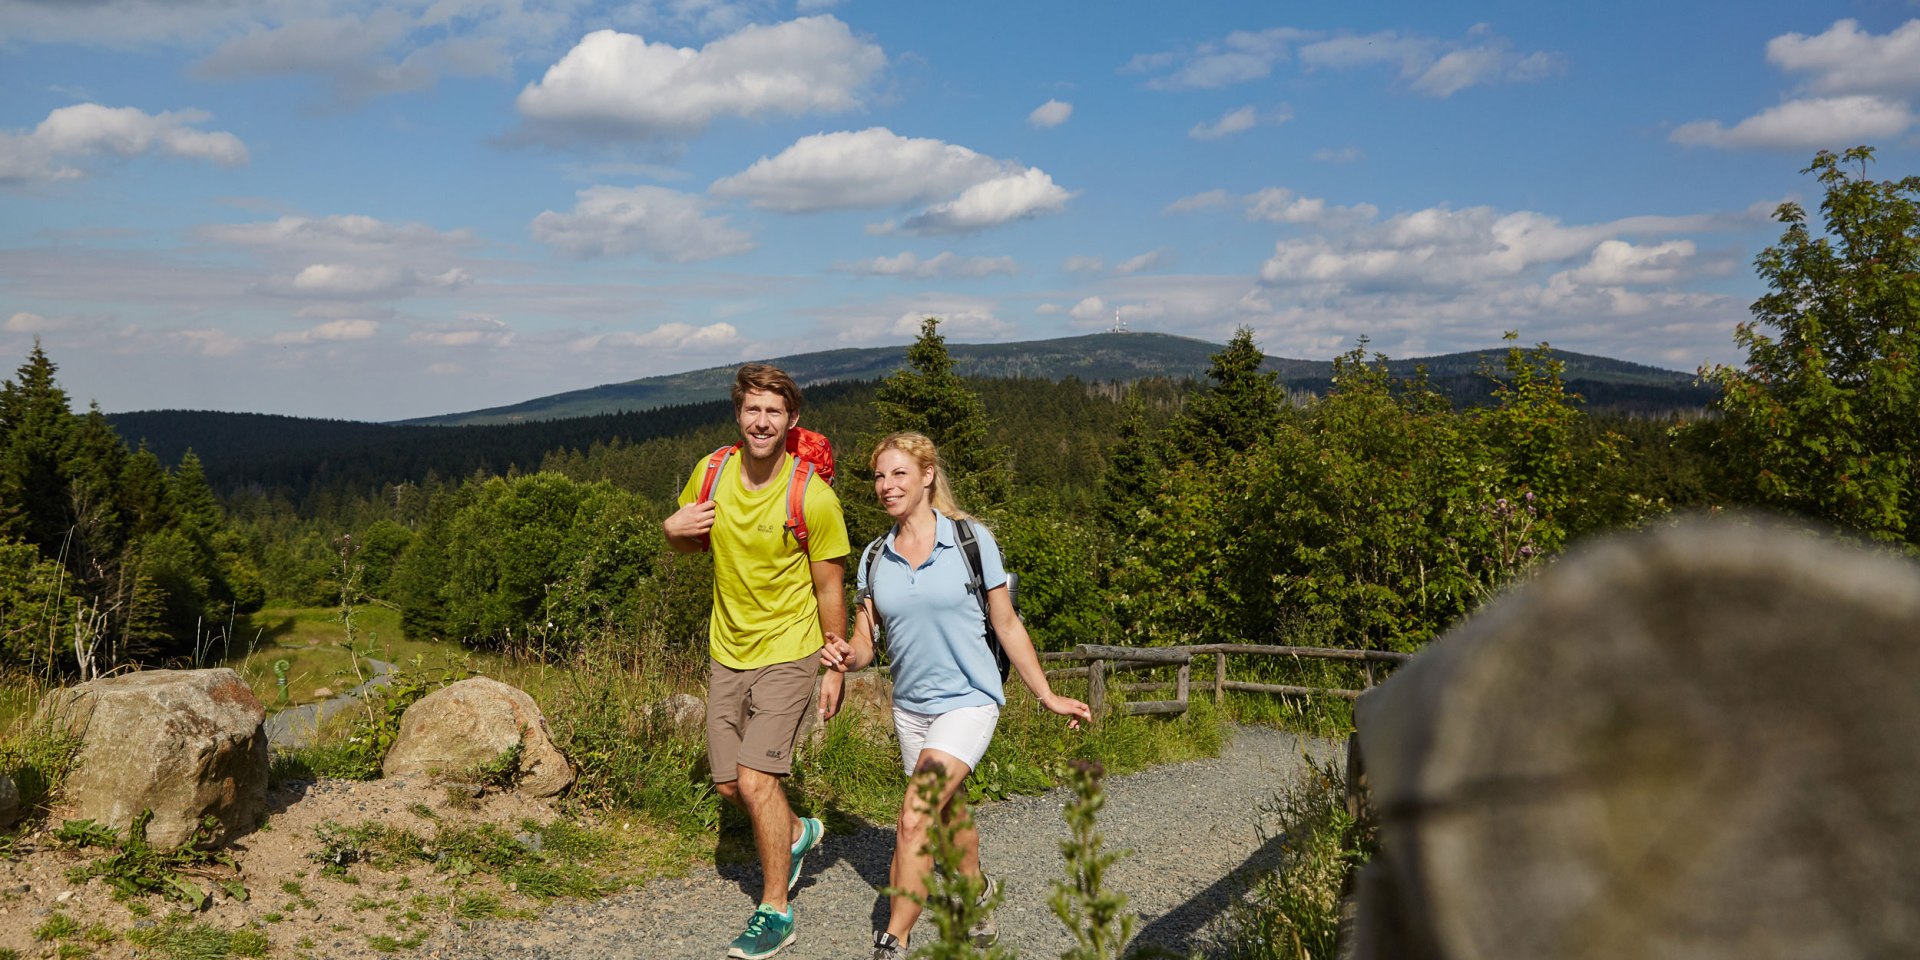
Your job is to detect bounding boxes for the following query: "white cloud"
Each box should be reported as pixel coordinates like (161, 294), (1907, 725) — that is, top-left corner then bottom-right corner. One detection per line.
(1132, 27), (1312, 90)
(194, 13), (508, 103)
(1670, 95), (1915, 150)
(5, 312), (59, 332)
(1766, 19), (1920, 97)
(0, 103), (247, 184)
(1558, 240), (1697, 286)
(531, 185), (755, 262)
(409, 315), (515, 348)
(575, 321), (742, 351)
(1190, 106), (1259, 140)
(169, 328), (248, 358)
(1313, 146), (1364, 164)
(269, 319), (382, 344)
(201, 214), (478, 259)
(712, 127), (1007, 212)
(897, 168), (1073, 235)
(1164, 189), (1233, 214)
(1246, 188), (1380, 227)
(1134, 25), (1560, 97)
(256, 263), (472, 299)
(1068, 296), (1108, 321)
(516, 17), (885, 139)
(836, 251), (1018, 279)
(1028, 99), (1073, 129)
(1298, 28), (1564, 97)
(1064, 255), (1105, 273)
(716, 127), (1072, 234)
(1114, 250), (1164, 275)
(1256, 203), (1738, 294)
(884, 307), (1012, 340)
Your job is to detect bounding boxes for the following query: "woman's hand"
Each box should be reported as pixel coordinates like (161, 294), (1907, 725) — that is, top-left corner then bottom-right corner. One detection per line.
(820, 635), (855, 672)
(1041, 692), (1093, 729)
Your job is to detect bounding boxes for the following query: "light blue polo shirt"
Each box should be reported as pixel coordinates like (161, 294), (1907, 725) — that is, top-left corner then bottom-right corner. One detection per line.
(859, 510), (1008, 713)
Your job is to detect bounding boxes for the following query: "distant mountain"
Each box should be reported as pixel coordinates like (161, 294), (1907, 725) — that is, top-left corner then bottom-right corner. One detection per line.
(400, 332), (1711, 426)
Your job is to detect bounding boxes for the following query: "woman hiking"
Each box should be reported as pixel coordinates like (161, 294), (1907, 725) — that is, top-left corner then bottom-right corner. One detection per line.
(818, 431), (1092, 959)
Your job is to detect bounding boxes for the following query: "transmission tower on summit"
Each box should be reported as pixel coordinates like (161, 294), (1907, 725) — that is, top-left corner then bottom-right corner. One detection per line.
(1110, 308), (1127, 334)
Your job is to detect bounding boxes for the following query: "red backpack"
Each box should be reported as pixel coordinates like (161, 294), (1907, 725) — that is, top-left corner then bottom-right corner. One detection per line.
(695, 426), (836, 556)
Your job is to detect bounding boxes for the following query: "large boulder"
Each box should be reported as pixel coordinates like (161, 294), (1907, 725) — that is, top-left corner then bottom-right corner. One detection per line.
(36, 668), (268, 847)
(382, 678), (574, 797)
(0, 772), (19, 831)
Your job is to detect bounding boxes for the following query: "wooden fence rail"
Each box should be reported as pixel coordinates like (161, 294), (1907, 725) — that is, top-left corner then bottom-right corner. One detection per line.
(1041, 642), (1415, 719)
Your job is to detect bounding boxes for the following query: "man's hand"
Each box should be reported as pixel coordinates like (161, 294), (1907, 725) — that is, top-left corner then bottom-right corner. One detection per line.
(662, 499), (717, 546)
(819, 635), (855, 672)
(817, 667), (846, 722)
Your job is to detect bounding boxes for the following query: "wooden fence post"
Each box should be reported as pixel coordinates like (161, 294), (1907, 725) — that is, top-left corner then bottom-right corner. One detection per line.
(1088, 658), (1106, 721)
(1214, 651), (1227, 703)
(1176, 661), (1190, 706)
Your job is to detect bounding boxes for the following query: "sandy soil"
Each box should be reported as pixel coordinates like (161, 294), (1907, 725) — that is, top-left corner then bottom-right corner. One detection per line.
(0, 776), (621, 959)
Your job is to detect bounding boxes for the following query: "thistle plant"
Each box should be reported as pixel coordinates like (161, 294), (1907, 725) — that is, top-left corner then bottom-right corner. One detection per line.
(889, 767), (1012, 960)
(1050, 760), (1134, 960)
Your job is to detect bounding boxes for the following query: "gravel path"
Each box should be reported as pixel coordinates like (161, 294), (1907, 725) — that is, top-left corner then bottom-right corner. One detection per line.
(426, 726), (1339, 960)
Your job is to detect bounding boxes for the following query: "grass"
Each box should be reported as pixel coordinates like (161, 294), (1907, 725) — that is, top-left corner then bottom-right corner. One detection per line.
(1217, 758), (1375, 960)
(125, 913), (270, 960)
(307, 814), (691, 908)
(57, 811), (244, 910)
(224, 605), (487, 710)
(0, 705), (83, 831)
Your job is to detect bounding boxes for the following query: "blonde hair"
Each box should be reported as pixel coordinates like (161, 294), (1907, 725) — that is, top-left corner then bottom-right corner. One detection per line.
(869, 431), (970, 520)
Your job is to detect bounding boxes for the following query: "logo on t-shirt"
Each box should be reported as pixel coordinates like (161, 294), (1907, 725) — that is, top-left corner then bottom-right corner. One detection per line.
(757, 522), (779, 533)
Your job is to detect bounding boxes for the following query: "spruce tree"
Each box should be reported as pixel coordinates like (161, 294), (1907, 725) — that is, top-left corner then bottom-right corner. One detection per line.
(1167, 326), (1284, 463)
(0, 342), (76, 555)
(868, 317), (1007, 502)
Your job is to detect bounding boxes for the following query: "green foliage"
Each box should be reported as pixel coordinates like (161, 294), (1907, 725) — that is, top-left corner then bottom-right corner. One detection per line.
(278, 655), (463, 782)
(890, 766), (1012, 960)
(1702, 146), (1920, 547)
(125, 913), (271, 960)
(870, 318), (1007, 503)
(0, 716), (81, 824)
(1167, 326), (1286, 463)
(1113, 340), (1621, 653)
(310, 816), (630, 903)
(60, 811), (241, 909)
(1049, 760), (1135, 960)
(1221, 759), (1376, 960)
(978, 501), (1108, 651)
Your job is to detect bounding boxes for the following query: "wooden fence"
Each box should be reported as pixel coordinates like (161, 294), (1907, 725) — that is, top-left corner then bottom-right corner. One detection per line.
(1041, 642), (1415, 719)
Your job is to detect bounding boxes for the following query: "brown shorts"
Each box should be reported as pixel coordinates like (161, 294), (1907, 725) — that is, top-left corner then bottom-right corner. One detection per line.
(707, 652), (818, 782)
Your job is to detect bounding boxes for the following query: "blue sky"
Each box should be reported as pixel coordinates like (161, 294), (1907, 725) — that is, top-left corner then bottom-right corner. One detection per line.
(3, 0), (1917, 421)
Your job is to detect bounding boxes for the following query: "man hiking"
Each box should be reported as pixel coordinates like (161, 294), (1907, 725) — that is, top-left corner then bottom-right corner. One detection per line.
(662, 363), (849, 960)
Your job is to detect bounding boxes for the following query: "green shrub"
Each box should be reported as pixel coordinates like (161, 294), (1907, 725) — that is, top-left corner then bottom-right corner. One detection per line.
(1220, 759), (1375, 960)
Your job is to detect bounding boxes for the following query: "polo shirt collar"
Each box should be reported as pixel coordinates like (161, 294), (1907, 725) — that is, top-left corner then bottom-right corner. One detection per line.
(883, 509), (959, 558)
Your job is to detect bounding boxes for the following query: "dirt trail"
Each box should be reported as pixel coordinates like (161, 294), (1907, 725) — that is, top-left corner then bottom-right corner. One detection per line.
(426, 726), (1338, 960)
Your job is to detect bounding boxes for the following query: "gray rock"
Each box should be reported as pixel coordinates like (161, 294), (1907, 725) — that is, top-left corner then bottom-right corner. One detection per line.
(35, 668), (268, 847)
(0, 771), (19, 830)
(382, 677), (575, 797)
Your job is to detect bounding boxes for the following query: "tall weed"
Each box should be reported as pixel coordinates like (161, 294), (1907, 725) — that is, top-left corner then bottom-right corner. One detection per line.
(1219, 758), (1373, 960)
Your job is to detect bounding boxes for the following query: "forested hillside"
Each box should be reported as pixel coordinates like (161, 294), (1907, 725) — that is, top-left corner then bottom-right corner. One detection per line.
(5, 148), (1914, 681)
(397, 331), (1712, 426)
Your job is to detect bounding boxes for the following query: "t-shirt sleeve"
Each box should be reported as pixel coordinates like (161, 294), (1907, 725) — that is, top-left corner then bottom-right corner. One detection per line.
(803, 475), (851, 561)
(677, 457), (706, 508)
(974, 522), (1009, 591)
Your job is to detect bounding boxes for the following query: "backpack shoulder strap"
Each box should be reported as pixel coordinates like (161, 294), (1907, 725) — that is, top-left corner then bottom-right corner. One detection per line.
(856, 535), (885, 608)
(693, 444), (737, 548)
(696, 444), (738, 503)
(783, 457), (817, 556)
(953, 519), (988, 608)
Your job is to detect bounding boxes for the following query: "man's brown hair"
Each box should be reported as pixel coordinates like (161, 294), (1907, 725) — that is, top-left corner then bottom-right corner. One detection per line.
(731, 362), (803, 416)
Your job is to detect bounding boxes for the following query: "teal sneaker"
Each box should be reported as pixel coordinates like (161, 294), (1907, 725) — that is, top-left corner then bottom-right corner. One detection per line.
(726, 904), (795, 960)
(788, 816), (823, 893)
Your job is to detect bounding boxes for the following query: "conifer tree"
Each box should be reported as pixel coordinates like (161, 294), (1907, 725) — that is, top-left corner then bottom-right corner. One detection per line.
(1166, 326), (1284, 463)
(0, 342), (76, 555)
(869, 317), (1007, 502)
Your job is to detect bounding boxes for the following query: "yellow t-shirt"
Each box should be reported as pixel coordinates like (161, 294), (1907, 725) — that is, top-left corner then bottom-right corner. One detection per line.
(678, 451), (850, 669)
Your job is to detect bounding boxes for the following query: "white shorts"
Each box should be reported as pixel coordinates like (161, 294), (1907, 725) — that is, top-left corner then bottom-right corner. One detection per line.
(893, 703), (1001, 776)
